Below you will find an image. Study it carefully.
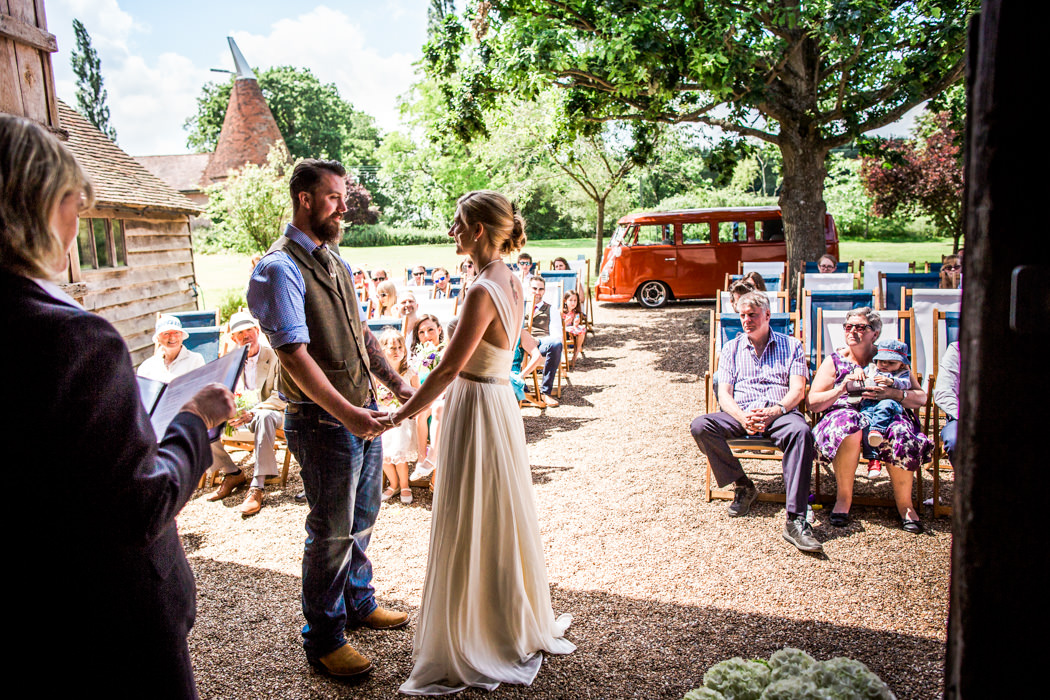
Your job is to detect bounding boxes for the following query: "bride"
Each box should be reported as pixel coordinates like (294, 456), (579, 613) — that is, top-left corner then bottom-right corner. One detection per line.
(386, 191), (575, 695)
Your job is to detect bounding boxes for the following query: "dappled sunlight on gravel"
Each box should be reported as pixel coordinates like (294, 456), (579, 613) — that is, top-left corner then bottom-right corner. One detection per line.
(179, 301), (950, 699)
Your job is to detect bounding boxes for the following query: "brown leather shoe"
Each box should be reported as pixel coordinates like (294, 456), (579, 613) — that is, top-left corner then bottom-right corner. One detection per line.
(312, 643), (372, 678)
(239, 487), (264, 516)
(361, 606), (409, 630)
(207, 470), (246, 501)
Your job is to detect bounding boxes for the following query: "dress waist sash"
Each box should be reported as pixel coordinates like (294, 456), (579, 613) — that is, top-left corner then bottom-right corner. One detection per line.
(458, 371), (508, 386)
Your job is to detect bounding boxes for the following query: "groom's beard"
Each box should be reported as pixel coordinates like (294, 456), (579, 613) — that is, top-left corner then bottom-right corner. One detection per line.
(311, 209), (343, 246)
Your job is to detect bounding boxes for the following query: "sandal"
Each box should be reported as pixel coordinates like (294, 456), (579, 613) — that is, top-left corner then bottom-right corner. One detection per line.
(829, 511), (850, 527)
(381, 487), (397, 502)
(400, 488), (413, 505)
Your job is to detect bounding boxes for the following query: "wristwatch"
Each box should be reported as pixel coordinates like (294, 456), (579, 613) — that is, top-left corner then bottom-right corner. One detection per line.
(777, 402), (787, 414)
(902, 390), (908, 402)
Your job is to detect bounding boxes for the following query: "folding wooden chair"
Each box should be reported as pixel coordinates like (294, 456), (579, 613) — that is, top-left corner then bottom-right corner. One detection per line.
(716, 290), (786, 314)
(877, 272), (941, 310)
(525, 282), (565, 398)
(724, 272), (785, 292)
(703, 310), (802, 503)
(930, 310), (961, 517)
(810, 308), (924, 508)
(801, 289), (874, 370)
(568, 258), (595, 330)
(738, 261), (787, 279)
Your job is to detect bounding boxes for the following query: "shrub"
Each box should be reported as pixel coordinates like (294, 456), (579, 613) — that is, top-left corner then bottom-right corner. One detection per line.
(215, 288), (247, 325)
(340, 224), (448, 247)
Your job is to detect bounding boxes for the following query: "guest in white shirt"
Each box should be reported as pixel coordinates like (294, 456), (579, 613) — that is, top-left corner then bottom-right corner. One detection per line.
(137, 314), (205, 382)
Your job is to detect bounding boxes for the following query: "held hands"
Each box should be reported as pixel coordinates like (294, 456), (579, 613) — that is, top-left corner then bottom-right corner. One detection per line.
(743, 406), (781, 434)
(341, 406), (393, 440)
(181, 383), (237, 430)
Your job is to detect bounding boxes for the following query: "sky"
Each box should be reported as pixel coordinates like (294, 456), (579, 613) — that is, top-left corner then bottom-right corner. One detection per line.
(45, 0), (429, 155)
(42, 0), (917, 158)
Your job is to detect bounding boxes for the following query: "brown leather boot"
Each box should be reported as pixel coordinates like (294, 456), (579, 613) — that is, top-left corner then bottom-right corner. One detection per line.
(312, 643), (372, 678)
(206, 470), (246, 501)
(361, 606), (409, 630)
(239, 487), (264, 516)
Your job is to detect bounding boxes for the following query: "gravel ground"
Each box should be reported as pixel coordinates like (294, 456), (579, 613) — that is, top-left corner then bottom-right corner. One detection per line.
(179, 301), (951, 699)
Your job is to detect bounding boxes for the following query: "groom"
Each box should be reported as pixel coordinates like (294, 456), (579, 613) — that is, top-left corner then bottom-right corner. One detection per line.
(248, 159), (415, 678)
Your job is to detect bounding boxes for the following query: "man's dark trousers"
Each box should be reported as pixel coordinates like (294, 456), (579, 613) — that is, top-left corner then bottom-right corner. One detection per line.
(690, 411), (814, 515)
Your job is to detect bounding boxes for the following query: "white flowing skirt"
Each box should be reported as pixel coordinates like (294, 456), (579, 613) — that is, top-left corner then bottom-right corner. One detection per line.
(400, 376), (574, 695)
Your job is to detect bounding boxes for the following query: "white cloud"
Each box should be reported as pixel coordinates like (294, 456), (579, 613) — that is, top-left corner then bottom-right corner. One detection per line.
(230, 6), (420, 135)
(45, 2), (421, 155)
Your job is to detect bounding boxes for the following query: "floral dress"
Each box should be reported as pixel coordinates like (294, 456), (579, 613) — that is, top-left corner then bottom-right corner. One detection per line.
(562, 311), (586, 335)
(812, 351), (932, 471)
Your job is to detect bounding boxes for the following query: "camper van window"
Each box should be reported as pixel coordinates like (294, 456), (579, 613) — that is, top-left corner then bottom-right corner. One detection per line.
(682, 223), (710, 245)
(637, 225), (668, 245)
(759, 219), (785, 241)
(717, 221), (748, 244)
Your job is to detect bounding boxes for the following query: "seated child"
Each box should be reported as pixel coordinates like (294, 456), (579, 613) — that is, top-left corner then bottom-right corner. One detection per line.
(851, 339), (912, 449)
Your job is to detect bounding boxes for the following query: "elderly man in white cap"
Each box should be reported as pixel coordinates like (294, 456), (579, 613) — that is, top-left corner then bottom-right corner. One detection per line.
(137, 314), (205, 382)
(207, 310), (286, 515)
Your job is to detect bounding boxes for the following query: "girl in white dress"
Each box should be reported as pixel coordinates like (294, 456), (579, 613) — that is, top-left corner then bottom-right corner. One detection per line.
(376, 328), (419, 505)
(386, 190), (574, 695)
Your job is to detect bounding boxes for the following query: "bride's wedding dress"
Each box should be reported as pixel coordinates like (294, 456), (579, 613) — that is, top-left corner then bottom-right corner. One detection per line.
(400, 278), (574, 695)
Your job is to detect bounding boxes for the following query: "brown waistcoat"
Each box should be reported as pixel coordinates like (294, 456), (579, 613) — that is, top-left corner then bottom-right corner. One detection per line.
(268, 237), (372, 407)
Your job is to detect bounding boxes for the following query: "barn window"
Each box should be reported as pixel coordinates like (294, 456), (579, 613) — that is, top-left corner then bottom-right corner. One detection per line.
(77, 218), (127, 269)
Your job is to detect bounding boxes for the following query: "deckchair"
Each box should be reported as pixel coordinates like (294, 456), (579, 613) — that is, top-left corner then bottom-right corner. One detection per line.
(724, 272), (784, 292)
(878, 272), (941, 311)
(803, 261), (853, 273)
(738, 261), (787, 279)
(716, 290), (786, 314)
(801, 290), (874, 370)
(930, 310), (961, 518)
(702, 310), (804, 504)
(861, 261), (912, 294)
(811, 308), (923, 509)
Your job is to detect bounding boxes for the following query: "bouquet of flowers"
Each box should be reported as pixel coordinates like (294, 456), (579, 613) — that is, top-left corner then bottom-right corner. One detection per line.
(414, 341), (445, 384)
(223, 390), (259, 436)
(683, 648), (896, 700)
(376, 383), (399, 408)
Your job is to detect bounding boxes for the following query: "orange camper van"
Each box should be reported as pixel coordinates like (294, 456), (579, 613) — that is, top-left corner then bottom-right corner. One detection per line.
(596, 206), (839, 307)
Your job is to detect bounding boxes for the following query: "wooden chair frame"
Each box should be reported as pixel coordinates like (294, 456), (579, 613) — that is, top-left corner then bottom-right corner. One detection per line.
(199, 427), (295, 490)
(929, 309), (960, 517)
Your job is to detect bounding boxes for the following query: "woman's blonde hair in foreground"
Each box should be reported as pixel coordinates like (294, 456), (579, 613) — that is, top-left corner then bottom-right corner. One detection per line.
(0, 114), (94, 278)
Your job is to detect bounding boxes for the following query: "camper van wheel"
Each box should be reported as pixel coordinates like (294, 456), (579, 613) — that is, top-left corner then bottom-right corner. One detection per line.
(637, 281), (669, 308)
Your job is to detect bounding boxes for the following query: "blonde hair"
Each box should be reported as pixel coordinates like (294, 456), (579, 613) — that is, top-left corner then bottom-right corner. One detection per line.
(375, 280), (398, 316)
(1, 114), (94, 277)
(456, 190), (526, 255)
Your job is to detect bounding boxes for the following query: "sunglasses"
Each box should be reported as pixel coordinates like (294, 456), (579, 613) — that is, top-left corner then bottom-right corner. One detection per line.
(353, 270), (364, 276)
(843, 323), (872, 332)
(413, 272), (425, 277)
(943, 264), (961, 271)
(373, 275), (387, 281)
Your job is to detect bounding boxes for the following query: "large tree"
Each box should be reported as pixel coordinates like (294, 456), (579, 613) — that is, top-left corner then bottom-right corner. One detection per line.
(71, 18), (117, 141)
(426, 1), (973, 286)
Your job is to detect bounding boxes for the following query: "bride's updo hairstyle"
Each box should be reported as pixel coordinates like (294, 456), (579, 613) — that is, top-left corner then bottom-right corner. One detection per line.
(456, 190), (526, 255)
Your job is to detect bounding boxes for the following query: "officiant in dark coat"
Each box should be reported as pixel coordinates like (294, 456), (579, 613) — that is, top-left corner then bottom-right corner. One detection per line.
(0, 114), (235, 698)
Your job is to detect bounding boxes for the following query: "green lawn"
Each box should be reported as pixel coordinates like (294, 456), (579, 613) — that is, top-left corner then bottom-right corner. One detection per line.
(193, 237), (955, 310)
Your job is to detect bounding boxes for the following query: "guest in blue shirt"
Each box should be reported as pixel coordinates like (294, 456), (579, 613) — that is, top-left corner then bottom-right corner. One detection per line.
(690, 292), (821, 553)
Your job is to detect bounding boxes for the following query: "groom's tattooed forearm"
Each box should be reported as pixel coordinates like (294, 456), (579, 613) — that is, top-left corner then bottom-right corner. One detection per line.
(364, 329), (407, 392)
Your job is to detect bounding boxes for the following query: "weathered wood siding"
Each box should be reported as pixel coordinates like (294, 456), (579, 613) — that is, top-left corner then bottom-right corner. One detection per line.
(0, 0), (61, 130)
(78, 210), (198, 365)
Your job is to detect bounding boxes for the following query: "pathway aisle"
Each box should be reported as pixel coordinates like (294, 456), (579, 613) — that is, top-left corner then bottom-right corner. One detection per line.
(179, 303), (950, 699)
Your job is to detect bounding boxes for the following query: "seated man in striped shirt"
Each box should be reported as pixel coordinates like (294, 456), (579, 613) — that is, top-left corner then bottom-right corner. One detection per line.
(690, 292), (821, 553)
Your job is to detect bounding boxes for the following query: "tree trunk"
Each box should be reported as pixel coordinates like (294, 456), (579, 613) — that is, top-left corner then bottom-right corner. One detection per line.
(778, 135), (831, 300)
(593, 197), (606, 275)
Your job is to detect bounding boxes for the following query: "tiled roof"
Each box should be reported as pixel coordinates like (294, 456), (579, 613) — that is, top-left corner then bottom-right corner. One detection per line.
(57, 101), (200, 215)
(135, 153), (211, 192)
(201, 77), (284, 183)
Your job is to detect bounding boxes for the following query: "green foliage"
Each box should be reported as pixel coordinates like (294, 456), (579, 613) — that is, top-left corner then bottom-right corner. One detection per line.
(653, 187), (775, 213)
(70, 19), (116, 141)
(216, 289), (248, 325)
(684, 647), (894, 700)
(184, 66), (381, 167)
(204, 144), (293, 254)
(340, 224), (449, 248)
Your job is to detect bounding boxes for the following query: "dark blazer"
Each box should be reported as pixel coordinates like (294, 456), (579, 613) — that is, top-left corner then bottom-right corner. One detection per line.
(2, 270), (211, 698)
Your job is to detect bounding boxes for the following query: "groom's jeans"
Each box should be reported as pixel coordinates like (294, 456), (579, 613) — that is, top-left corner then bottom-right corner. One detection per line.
(284, 401), (383, 659)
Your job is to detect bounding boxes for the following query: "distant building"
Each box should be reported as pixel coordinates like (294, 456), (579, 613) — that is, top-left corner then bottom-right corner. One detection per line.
(137, 38), (285, 224)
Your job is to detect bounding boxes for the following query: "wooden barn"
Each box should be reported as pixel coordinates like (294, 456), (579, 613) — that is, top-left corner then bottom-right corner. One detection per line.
(2, 1), (203, 366)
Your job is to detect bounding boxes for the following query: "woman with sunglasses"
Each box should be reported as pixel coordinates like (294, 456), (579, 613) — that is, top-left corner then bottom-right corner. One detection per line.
(939, 254), (962, 289)
(373, 280), (399, 318)
(807, 307), (931, 533)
